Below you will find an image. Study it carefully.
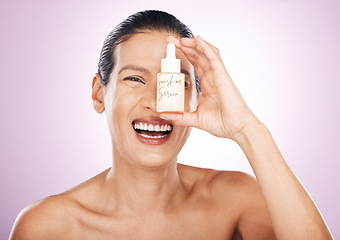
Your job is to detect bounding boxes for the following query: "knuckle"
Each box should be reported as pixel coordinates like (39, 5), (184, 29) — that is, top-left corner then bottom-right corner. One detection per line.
(192, 51), (200, 60)
(192, 62), (198, 68)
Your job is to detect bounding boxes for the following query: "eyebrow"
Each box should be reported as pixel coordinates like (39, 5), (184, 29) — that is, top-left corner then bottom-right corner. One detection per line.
(118, 65), (150, 75)
(118, 64), (192, 78)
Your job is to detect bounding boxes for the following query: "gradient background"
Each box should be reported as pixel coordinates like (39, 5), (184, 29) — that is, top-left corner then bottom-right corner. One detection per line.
(1, 0), (339, 238)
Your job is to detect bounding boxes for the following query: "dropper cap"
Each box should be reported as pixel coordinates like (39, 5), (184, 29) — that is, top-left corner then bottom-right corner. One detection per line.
(161, 43), (181, 73)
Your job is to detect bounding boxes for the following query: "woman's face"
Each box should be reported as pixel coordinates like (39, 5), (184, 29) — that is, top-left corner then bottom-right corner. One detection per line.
(103, 31), (197, 168)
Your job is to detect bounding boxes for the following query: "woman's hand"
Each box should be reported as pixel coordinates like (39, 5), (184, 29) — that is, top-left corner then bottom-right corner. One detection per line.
(160, 36), (262, 140)
(161, 36), (334, 239)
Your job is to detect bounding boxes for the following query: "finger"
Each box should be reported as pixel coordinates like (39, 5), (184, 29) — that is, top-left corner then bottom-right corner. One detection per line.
(195, 36), (226, 72)
(159, 112), (198, 128)
(168, 36), (212, 72)
(178, 42), (224, 92)
(196, 35), (220, 54)
(167, 35), (182, 48)
(168, 36), (224, 93)
(180, 37), (197, 48)
(167, 36), (207, 73)
(192, 64), (204, 81)
(172, 36), (219, 59)
(177, 45), (213, 73)
(181, 37), (225, 74)
(181, 37), (218, 56)
(167, 36), (208, 92)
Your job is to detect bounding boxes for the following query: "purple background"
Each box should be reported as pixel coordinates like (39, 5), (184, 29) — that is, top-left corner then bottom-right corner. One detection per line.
(1, 0), (339, 238)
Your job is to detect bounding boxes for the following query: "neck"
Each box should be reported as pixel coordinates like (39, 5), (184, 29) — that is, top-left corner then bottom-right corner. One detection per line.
(103, 149), (187, 216)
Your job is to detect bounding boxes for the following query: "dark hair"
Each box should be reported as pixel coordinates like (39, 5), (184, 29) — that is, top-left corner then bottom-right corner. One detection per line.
(97, 10), (201, 92)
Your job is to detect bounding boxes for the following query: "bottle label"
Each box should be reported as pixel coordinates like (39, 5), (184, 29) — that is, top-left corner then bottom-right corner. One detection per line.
(157, 73), (184, 112)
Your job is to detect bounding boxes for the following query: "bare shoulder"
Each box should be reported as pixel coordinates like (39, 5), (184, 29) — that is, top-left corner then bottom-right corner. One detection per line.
(209, 169), (260, 199)
(177, 163), (258, 197)
(10, 168), (111, 240)
(178, 164), (275, 239)
(212, 170), (275, 239)
(177, 163), (259, 206)
(10, 194), (77, 240)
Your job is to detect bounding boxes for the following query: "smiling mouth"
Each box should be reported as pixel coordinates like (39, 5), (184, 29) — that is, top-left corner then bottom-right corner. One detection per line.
(132, 121), (173, 139)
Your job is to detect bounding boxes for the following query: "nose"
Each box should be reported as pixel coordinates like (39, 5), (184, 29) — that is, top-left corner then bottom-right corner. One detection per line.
(141, 82), (157, 112)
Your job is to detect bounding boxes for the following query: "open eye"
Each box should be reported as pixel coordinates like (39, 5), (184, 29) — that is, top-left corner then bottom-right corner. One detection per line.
(123, 76), (145, 84)
(185, 80), (191, 89)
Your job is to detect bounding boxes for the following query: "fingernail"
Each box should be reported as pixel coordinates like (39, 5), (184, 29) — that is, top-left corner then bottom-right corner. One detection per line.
(160, 115), (170, 120)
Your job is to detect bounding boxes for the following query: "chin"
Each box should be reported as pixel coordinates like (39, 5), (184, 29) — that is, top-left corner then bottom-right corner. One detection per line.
(131, 152), (177, 169)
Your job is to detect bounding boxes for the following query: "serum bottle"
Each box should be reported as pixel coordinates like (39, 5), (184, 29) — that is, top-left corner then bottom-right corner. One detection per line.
(157, 43), (185, 112)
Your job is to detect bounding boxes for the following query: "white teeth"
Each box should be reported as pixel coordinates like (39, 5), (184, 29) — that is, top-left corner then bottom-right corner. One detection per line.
(139, 133), (167, 139)
(133, 122), (173, 132)
(143, 123), (148, 130)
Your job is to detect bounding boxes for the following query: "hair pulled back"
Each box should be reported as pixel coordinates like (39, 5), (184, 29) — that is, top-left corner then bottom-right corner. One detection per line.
(97, 10), (201, 92)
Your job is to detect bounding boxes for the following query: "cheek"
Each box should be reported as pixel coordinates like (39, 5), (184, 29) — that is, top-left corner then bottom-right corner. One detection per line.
(104, 86), (134, 137)
(182, 126), (192, 142)
(111, 88), (137, 124)
(173, 126), (192, 153)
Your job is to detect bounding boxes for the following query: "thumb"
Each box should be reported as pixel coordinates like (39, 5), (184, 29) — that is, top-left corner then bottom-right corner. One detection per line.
(159, 112), (198, 128)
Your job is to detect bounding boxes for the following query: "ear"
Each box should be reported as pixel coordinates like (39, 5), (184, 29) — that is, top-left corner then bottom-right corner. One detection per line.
(91, 73), (105, 113)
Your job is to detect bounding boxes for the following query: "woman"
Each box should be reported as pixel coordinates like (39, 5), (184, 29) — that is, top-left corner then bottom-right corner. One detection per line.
(10, 10), (332, 239)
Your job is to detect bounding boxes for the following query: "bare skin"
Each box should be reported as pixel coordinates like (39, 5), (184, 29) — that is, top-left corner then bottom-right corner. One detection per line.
(10, 164), (274, 239)
(10, 32), (332, 239)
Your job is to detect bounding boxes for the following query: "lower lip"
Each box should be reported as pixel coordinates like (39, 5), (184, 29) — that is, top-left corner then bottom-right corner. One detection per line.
(134, 131), (172, 145)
